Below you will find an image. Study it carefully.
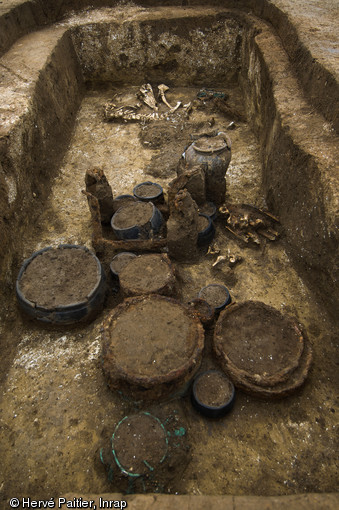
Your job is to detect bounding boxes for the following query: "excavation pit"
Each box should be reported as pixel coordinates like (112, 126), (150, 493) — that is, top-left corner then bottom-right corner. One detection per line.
(0, 1), (338, 503)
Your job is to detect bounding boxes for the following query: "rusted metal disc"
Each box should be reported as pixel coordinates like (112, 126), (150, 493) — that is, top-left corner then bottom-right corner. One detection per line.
(102, 294), (205, 402)
(119, 253), (175, 297)
(213, 301), (306, 389)
(221, 339), (313, 399)
(187, 298), (214, 327)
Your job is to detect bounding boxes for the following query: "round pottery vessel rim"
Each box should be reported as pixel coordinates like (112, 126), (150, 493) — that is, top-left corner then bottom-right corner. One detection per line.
(192, 369), (236, 410)
(16, 244), (102, 310)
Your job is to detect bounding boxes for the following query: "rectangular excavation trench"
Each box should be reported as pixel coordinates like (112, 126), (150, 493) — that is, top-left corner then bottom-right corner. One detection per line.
(0, 7), (338, 501)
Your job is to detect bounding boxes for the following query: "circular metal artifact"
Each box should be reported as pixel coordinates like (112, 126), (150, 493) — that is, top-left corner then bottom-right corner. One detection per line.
(100, 408), (190, 493)
(16, 244), (106, 325)
(112, 413), (168, 477)
(213, 301), (312, 398)
(102, 294), (205, 402)
(119, 253), (175, 297)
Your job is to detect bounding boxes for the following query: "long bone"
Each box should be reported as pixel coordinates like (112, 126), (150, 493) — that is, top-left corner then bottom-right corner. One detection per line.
(158, 84), (173, 108)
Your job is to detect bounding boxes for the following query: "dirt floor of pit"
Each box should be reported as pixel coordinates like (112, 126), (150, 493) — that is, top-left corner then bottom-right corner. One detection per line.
(0, 85), (338, 502)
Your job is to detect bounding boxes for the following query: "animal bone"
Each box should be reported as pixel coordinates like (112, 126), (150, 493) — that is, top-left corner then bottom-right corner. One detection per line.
(207, 242), (221, 256)
(247, 231), (261, 245)
(139, 83), (158, 110)
(158, 84), (173, 108)
(257, 228), (279, 241)
(249, 218), (264, 229)
(225, 225), (249, 243)
(212, 255), (226, 268)
(228, 254), (243, 267)
(104, 99), (187, 123)
(227, 121), (236, 130)
(183, 102), (192, 113)
(168, 101), (182, 114)
(218, 205), (230, 216)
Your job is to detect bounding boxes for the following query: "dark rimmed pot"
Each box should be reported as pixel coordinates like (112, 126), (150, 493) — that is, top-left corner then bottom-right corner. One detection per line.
(111, 201), (163, 240)
(198, 283), (231, 312)
(191, 369), (235, 418)
(197, 213), (215, 246)
(16, 244), (106, 325)
(199, 201), (217, 221)
(109, 252), (137, 280)
(112, 194), (137, 213)
(133, 181), (164, 204)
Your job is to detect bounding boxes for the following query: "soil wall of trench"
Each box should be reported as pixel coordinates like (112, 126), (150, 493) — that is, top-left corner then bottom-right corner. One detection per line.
(1, 1), (338, 132)
(0, 4), (338, 315)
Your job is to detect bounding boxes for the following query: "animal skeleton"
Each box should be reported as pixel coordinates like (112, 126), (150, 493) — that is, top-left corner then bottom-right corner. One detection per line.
(219, 204), (280, 246)
(104, 100), (188, 123)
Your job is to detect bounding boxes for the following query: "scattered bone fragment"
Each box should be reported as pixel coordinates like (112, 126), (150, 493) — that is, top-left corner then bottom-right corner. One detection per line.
(104, 103), (142, 122)
(85, 168), (114, 224)
(247, 231), (261, 245)
(210, 249), (242, 268)
(249, 218), (264, 229)
(225, 225), (249, 243)
(207, 242), (221, 256)
(258, 227), (279, 241)
(228, 254), (243, 268)
(212, 255), (226, 268)
(104, 101), (185, 123)
(183, 102), (192, 114)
